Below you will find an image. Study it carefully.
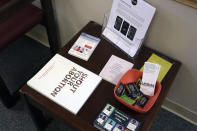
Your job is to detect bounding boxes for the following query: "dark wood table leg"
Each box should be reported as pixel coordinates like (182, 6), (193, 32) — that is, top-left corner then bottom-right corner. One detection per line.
(21, 94), (52, 131)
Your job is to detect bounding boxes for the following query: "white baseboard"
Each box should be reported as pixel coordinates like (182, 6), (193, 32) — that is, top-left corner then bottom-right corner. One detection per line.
(162, 98), (197, 126)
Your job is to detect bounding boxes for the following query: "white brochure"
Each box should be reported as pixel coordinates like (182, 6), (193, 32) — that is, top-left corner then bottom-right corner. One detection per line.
(140, 62), (160, 96)
(99, 55), (133, 85)
(68, 33), (100, 61)
(102, 0), (156, 57)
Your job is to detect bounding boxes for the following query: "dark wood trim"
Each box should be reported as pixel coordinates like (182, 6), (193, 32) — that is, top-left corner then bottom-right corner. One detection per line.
(0, 0), (34, 24)
(40, 0), (61, 55)
(21, 94), (52, 130)
(176, 0), (197, 9)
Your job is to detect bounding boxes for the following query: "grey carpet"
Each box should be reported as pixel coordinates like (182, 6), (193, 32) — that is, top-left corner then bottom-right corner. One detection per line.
(0, 98), (73, 131)
(0, 98), (196, 131)
(150, 108), (197, 131)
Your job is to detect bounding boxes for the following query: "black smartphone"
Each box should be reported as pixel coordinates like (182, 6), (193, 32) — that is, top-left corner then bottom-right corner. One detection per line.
(120, 21), (130, 36)
(114, 16), (123, 31)
(127, 25), (137, 41)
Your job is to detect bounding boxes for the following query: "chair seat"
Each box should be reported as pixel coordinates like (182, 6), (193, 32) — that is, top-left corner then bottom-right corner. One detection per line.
(0, 35), (51, 95)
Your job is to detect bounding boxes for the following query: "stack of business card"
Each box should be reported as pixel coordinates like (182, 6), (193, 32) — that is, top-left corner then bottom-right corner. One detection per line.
(140, 62), (160, 96)
(94, 104), (141, 131)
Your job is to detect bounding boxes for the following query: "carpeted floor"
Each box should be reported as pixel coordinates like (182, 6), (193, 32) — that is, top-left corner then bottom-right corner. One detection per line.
(0, 97), (196, 131)
(150, 108), (197, 131)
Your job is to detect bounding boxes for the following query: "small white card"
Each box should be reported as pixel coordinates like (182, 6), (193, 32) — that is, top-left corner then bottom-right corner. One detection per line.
(127, 123), (137, 131)
(104, 123), (113, 130)
(140, 62), (160, 96)
(99, 55), (133, 85)
(103, 109), (111, 116)
(97, 118), (104, 124)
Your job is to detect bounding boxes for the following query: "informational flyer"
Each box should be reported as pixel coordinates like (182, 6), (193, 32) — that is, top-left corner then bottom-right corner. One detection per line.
(102, 0), (156, 57)
(94, 104), (141, 131)
(68, 33), (100, 61)
(99, 55), (133, 85)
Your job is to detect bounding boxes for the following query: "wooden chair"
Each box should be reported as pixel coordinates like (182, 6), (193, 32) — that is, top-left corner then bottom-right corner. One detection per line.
(0, 3), (52, 108)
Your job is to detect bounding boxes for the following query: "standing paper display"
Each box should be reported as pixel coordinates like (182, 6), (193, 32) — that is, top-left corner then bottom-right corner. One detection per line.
(102, 0), (156, 58)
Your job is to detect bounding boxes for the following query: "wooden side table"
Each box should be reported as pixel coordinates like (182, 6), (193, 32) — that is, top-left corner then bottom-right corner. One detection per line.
(20, 21), (181, 131)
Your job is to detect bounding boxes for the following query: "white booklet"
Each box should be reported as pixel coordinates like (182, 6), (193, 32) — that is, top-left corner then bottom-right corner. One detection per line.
(68, 33), (101, 61)
(27, 54), (102, 115)
(102, 0), (156, 57)
(99, 55), (133, 85)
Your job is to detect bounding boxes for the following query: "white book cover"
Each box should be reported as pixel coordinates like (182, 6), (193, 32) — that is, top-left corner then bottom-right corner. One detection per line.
(68, 33), (100, 61)
(27, 54), (102, 115)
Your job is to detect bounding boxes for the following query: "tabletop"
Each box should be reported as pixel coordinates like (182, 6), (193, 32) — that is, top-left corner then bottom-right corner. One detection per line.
(20, 21), (181, 131)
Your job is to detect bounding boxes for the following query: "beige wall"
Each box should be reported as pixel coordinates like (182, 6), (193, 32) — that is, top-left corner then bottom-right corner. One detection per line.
(54, 0), (113, 45)
(145, 0), (197, 114)
(53, 0), (197, 114)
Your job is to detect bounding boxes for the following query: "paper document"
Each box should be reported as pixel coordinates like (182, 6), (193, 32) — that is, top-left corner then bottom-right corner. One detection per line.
(102, 0), (156, 57)
(99, 55), (133, 85)
(140, 53), (173, 82)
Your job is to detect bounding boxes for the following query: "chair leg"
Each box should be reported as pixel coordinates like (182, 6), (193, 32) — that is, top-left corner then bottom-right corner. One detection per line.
(0, 85), (20, 108)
